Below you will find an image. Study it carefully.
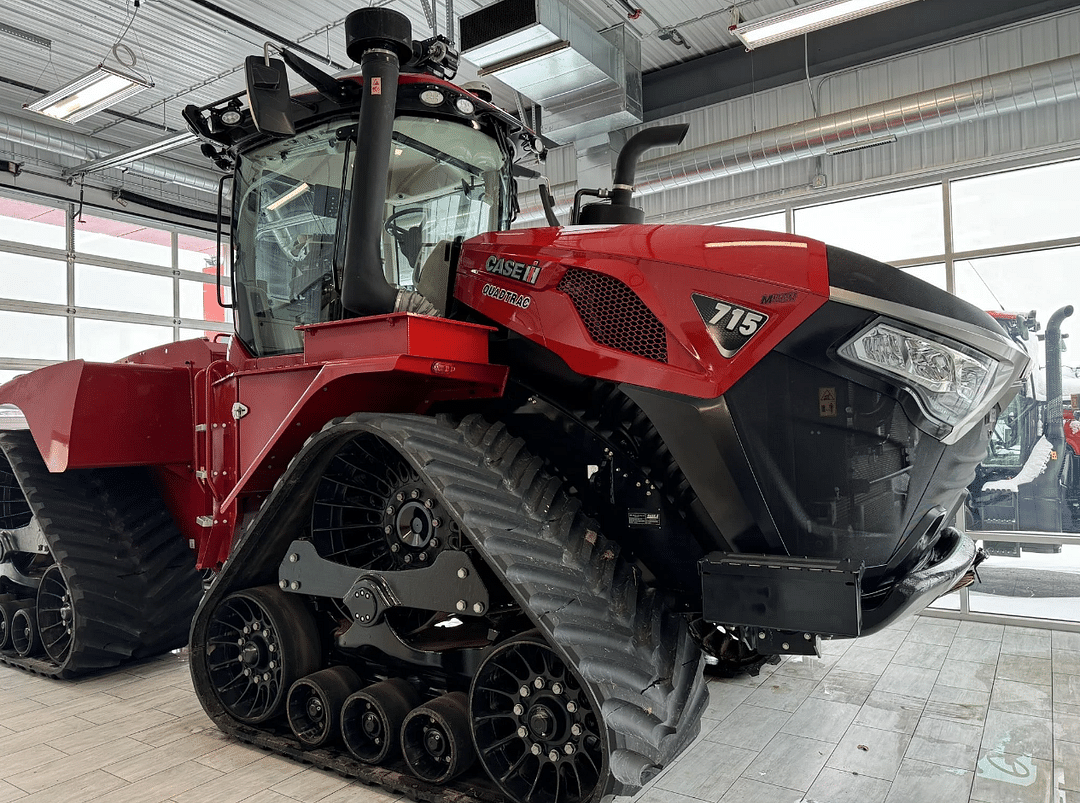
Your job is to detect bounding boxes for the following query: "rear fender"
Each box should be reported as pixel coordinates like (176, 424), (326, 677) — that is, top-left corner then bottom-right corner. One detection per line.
(0, 360), (194, 472)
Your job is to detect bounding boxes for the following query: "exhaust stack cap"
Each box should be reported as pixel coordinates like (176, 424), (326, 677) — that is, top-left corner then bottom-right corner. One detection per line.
(345, 8), (413, 63)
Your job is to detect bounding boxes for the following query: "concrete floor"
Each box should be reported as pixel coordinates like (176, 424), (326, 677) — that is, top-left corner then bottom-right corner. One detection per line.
(0, 614), (1076, 803)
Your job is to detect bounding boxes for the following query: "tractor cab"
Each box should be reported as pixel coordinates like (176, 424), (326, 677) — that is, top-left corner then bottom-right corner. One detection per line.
(183, 11), (535, 358)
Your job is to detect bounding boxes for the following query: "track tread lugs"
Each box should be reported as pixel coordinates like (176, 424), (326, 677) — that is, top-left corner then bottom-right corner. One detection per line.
(0, 430), (202, 677)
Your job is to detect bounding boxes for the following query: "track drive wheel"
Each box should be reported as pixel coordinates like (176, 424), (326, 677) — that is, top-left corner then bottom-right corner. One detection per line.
(37, 564), (74, 663)
(287, 666), (362, 748)
(342, 678), (419, 764)
(401, 691), (476, 784)
(471, 633), (602, 803)
(205, 586), (321, 724)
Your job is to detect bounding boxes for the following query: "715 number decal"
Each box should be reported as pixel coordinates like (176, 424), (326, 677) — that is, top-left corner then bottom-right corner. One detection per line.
(691, 293), (769, 358)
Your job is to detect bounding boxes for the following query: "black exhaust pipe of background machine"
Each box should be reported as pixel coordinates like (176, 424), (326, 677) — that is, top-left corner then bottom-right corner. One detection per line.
(578, 124), (689, 225)
(340, 8), (414, 317)
(1045, 304), (1073, 454)
(1030, 304), (1073, 532)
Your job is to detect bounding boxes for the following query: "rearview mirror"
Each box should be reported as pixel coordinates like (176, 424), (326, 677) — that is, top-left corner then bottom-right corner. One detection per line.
(244, 56), (294, 137)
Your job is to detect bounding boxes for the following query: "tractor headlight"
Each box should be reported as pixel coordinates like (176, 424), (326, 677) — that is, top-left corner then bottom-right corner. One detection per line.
(839, 321), (999, 434)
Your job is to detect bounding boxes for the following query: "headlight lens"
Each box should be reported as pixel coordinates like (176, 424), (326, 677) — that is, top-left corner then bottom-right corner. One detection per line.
(839, 322), (999, 430)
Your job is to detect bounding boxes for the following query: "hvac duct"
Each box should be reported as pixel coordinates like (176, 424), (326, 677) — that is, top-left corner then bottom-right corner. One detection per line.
(460, 0), (641, 143)
(518, 52), (1080, 222)
(0, 111), (222, 196)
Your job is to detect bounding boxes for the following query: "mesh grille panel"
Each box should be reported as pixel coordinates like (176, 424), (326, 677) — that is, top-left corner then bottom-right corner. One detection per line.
(557, 268), (667, 362)
(459, 0), (538, 53)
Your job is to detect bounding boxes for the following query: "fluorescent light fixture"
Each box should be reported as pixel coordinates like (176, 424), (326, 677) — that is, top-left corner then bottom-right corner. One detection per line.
(267, 182), (311, 211)
(731, 0), (920, 50)
(64, 130), (199, 177)
(25, 64), (153, 124)
(825, 134), (897, 155)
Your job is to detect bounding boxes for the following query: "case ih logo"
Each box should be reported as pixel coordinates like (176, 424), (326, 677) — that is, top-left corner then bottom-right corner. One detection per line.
(692, 293), (768, 358)
(482, 283), (532, 309)
(484, 255), (541, 285)
(761, 291), (798, 304)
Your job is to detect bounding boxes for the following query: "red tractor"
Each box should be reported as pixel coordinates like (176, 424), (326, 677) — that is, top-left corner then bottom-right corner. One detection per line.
(0, 9), (1028, 803)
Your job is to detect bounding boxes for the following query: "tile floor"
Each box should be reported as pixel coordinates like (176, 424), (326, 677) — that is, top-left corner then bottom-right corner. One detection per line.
(0, 614), (1075, 803)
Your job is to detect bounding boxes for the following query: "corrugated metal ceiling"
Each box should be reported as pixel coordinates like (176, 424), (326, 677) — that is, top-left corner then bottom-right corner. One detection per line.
(0, 0), (775, 158)
(0, 0), (1072, 199)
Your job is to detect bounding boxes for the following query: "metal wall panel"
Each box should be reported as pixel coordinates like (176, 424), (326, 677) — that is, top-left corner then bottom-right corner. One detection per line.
(633, 9), (1080, 223)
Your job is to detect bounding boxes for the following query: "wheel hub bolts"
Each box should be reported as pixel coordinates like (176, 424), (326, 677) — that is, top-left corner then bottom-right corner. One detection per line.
(529, 707), (554, 738)
(362, 711), (382, 737)
(306, 699), (323, 720)
(424, 728), (446, 757)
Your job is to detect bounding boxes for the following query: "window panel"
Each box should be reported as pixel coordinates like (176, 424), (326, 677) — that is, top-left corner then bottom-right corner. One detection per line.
(0, 197), (65, 249)
(0, 254), (67, 305)
(715, 211), (787, 233)
(178, 233), (230, 276)
(0, 311), (67, 360)
(74, 214), (172, 266)
(955, 247), (1080, 541)
(74, 319), (172, 362)
(180, 276), (230, 322)
(794, 186), (944, 263)
(181, 328), (230, 344)
(952, 160), (1080, 252)
(966, 547), (1080, 621)
(75, 264), (173, 317)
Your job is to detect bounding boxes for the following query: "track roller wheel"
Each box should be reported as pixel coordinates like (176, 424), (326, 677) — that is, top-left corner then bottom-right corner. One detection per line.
(342, 678), (420, 764)
(0, 599), (31, 650)
(287, 666), (362, 748)
(401, 691), (476, 784)
(205, 586), (321, 724)
(36, 564), (74, 664)
(11, 605), (41, 657)
(471, 633), (603, 803)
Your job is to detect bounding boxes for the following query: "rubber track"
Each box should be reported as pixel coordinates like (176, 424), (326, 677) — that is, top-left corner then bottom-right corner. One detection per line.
(398, 414), (709, 795)
(190, 413), (708, 803)
(0, 430), (203, 678)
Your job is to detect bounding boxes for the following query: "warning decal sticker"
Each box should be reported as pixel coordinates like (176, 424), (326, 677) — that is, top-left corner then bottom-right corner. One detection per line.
(819, 387), (837, 417)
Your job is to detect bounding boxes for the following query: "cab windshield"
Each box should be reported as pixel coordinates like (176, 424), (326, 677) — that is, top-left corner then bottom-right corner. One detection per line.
(232, 115), (508, 356)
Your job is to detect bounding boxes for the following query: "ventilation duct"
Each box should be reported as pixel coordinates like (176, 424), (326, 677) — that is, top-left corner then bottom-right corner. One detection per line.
(0, 111), (222, 196)
(460, 0), (641, 144)
(517, 53), (1080, 222)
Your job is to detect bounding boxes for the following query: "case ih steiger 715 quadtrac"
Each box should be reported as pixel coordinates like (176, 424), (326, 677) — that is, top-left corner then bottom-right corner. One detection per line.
(0, 8), (1028, 803)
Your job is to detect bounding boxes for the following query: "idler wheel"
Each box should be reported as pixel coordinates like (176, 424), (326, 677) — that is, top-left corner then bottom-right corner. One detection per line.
(401, 691), (476, 784)
(11, 605), (41, 656)
(287, 666), (362, 748)
(0, 599), (32, 650)
(342, 678), (419, 764)
(204, 585), (320, 724)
